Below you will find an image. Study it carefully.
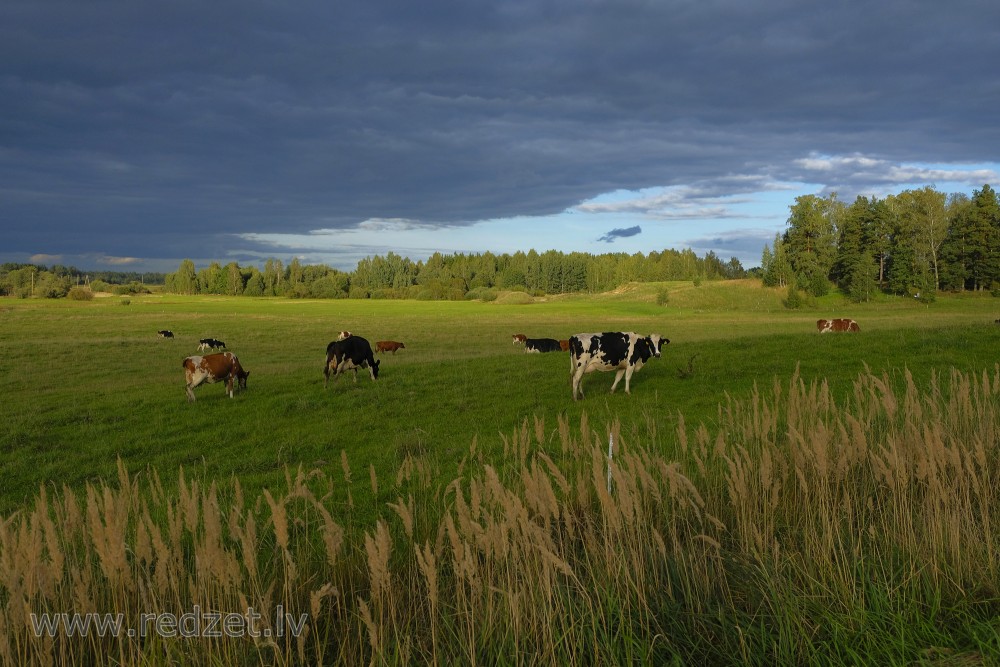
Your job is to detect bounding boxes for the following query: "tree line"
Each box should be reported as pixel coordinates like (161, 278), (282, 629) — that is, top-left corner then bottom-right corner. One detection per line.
(0, 264), (166, 298)
(163, 248), (746, 299)
(760, 184), (1000, 302)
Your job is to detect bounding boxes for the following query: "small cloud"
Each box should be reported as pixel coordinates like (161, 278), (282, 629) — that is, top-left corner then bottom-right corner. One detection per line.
(98, 255), (142, 266)
(597, 225), (642, 243)
(30, 253), (63, 264)
(356, 217), (446, 232)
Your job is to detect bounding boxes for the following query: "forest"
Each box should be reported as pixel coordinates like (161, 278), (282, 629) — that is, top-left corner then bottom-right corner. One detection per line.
(761, 184), (1000, 301)
(161, 247), (744, 300)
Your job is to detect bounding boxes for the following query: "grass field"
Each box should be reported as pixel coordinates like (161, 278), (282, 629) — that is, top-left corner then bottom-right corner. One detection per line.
(2, 280), (1000, 664)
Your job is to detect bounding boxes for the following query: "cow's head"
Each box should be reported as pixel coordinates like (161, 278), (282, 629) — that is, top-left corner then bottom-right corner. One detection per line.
(237, 369), (250, 391)
(647, 334), (669, 357)
(371, 359), (380, 379)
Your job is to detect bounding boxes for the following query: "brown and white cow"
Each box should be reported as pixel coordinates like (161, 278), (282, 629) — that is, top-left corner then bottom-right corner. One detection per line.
(817, 318), (860, 333)
(512, 333), (527, 345)
(183, 352), (249, 402)
(569, 332), (668, 400)
(375, 340), (405, 354)
(337, 331), (352, 341)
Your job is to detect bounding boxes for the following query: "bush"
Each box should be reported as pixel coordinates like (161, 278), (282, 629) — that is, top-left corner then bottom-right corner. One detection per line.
(807, 273), (830, 297)
(783, 285), (804, 309)
(465, 287), (498, 302)
(67, 286), (94, 301)
(495, 291), (534, 305)
(656, 288), (670, 306)
(89, 280), (111, 292)
(113, 281), (150, 295)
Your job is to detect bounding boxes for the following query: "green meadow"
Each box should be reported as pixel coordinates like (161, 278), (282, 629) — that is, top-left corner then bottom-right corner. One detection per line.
(1, 280), (995, 514)
(2, 280), (1000, 665)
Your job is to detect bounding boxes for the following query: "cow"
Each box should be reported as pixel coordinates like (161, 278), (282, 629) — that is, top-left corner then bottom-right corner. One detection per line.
(512, 334), (527, 345)
(817, 318), (859, 333)
(157, 330), (174, 339)
(558, 339), (570, 352)
(183, 352), (249, 402)
(337, 331), (352, 341)
(375, 340), (405, 354)
(198, 338), (226, 351)
(525, 338), (563, 353)
(569, 332), (668, 400)
(324, 335), (380, 387)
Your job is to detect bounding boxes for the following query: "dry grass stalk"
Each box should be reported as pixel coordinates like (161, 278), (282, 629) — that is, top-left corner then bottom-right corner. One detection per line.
(3, 366), (999, 664)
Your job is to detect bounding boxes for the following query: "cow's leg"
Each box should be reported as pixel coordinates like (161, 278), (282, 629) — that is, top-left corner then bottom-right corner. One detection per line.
(571, 368), (585, 400)
(622, 367), (635, 394)
(226, 376), (235, 398)
(323, 357), (331, 388)
(185, 371), (201, 402)
(610, 369), (627, 393)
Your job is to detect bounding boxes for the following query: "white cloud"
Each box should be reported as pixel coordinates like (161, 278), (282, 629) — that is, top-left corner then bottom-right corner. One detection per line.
(29, 253), (63, 263)
(97, 255), (142, 265)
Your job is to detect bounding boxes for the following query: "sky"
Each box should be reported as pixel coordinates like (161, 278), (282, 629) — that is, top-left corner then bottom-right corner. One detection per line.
(2, 0), (999, 274)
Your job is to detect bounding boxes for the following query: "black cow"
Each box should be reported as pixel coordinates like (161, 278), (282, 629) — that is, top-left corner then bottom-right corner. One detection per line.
(569, 332), (668, 400)
(157, 330), (174, 339)
(524, 338), (563, 353)
(324, 335), (380, 387)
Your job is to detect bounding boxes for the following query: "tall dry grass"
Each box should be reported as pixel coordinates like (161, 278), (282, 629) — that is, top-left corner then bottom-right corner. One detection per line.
(2, 365), (999, 665)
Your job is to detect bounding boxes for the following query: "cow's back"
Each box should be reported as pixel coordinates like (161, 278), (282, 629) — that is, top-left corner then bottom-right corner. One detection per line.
(325, 335), (379, 383)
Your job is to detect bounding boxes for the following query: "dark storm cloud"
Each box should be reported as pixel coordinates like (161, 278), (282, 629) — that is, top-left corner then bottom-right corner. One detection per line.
(2, 0), (999, 264)
(597, 226), (642, 243)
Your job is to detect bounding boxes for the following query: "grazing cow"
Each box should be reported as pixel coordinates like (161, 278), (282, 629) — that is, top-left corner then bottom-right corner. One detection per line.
(157, 330), (174, 339)
(525, 338), (563, 353)
(569, 332), (668, 400)
(198, 338), (226, 351)
(375, 340), (406, 354)
(818, 318), (860, 333)
(512, 334), (527, 345)
(324, 335), (380, 387)
(183, 352), (249, 402)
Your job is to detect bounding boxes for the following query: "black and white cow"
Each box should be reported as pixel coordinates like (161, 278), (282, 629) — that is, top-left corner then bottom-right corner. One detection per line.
(157, 330), (174, 339)
(324, 335), (380, 387)
(198, 338), (226, 351)
(568, 332), (668, 400)
(524, 337), (563, 353)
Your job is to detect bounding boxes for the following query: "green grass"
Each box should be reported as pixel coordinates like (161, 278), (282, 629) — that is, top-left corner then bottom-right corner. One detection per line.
(1, 281), (998, 515)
